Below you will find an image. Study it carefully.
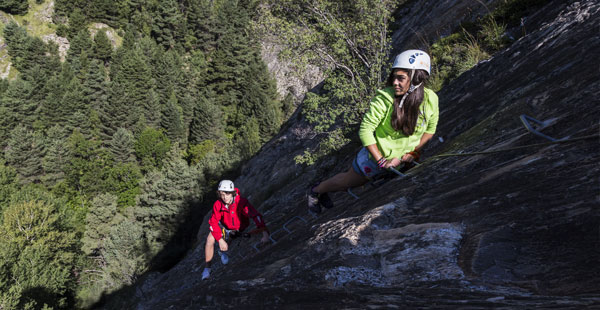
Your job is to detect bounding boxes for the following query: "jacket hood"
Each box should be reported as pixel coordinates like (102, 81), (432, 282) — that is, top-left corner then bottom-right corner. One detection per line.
(377, 86), (395, 103)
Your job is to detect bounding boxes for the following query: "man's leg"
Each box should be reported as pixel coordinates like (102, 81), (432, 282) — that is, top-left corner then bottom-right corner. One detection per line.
(205, 233), (216, 266)
(202, 233), (216, 279)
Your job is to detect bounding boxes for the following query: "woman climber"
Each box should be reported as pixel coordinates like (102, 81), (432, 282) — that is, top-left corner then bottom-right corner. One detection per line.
(308, 49), (439, 213)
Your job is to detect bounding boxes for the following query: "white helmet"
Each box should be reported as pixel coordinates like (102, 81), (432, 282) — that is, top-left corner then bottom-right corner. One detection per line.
(392, 49), (431, 75)
(218, 180), (235, 192)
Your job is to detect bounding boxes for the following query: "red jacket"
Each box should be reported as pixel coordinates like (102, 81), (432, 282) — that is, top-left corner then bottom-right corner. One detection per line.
(208, 188), (266, 241)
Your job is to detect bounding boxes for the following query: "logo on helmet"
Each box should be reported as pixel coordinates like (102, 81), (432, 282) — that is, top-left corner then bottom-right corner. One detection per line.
(409, 52), (424, 64)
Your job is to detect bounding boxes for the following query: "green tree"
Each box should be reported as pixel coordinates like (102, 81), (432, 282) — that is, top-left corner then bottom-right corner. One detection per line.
(160, 92), (184, 143)
(42, 126), (69, 187)
(67, 29), (93, 64)
(237, 117), (261, 159)
(106, 162), (142, 208)
(183, 0), (215, 51)
(81, 193), (118, 256)
(4, 125), (44, 183)
(0, 160), (18, 210)
(134, 127), (171, 173)
(0, 200), (77, 309)
(151, 0), (183, 49)
(93, 29), (113, 63)
(258, 0), (394, 162)
(0, 78), (32, 146)
(101, 47), (152, 140)
(82, 59), (109, 110)
(64, 130), (110, 196)
(188, 93), (223, 145)
(133, 145), (203, 266)
(3, 22), (61, 75)
(0, 0), (29, 15)
(110, 128), (135, 163)
(100, 216), (147, 288)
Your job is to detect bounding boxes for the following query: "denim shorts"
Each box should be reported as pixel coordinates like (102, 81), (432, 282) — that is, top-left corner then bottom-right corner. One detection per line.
(352, 147), (386, 179)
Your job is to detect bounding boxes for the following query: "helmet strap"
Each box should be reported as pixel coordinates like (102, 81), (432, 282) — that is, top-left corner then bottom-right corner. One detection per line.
(398, 70), (422, 109)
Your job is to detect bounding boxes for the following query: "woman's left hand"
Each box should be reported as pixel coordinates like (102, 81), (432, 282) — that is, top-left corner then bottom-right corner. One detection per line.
(401, 153), (415, 163)
(383, 157), (402, 168)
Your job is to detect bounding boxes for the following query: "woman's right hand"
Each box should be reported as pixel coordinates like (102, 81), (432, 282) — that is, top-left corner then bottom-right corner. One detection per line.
(218, 238), (228, 252)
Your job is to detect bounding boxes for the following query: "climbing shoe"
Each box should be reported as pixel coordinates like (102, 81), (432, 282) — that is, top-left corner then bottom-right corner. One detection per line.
(201, 267), (211, 280)
(219, 251), (229, 265)
(319, 192), (334, 209)
(308, 189), (322, 214)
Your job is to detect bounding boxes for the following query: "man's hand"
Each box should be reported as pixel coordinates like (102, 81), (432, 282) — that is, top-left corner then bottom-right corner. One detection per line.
(260, 231), (270, 244)
(218, 238), (228, 252)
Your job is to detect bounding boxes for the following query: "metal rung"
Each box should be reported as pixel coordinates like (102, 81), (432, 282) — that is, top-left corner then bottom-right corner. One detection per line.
(347, 188), (360, 200)
(282, 216), (307, 233)
(520, 114), (559, 142)
(388, 167), (406, 177)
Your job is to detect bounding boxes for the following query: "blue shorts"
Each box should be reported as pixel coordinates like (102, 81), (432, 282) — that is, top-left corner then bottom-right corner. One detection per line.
(352, 147), (386, 179)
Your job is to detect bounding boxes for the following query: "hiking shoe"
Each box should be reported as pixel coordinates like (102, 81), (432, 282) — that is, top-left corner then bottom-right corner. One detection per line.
(308, 189), (322, 214)
(219, 252), (229, 265)
(201, 267), (211, 280)
(319, 192), (334, 209)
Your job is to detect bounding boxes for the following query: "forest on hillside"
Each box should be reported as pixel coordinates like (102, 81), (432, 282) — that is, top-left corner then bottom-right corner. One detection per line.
(0, 0), (547, 308)
(0, 0), (289, 308)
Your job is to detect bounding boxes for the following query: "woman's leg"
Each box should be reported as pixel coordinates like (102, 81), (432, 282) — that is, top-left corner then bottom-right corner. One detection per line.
(204, 233), (216, 267)
(313, 167), (369, 194)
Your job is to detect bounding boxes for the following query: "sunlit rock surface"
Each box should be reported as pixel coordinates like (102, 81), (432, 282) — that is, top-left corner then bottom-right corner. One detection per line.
(104, 1), (599, 309)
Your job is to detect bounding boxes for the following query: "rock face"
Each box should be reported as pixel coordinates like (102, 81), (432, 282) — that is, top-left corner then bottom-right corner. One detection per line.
(110, 0), (599, 309)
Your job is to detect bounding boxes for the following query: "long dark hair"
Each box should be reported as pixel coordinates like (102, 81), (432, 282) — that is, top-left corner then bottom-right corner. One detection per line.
(387, 69), (429, 135)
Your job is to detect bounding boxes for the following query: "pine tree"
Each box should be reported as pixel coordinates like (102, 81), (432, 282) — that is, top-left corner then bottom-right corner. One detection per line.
(67, 29), (93, 64)
(152, 48), (185, 107)
(40, 74), (66, 128)
(4, 125), (44, 183)
(0, 160), (18, 209)
(42, 125), (69, 187)
(0, 0), (29, 15)
(101, 48), (152, 140)
(82, 59), (109, 110)
(64, 129), (110, 196)
(133, 145), (203, 265)
(0, 78), (32, 147)
(142, 89), (162, 127)
(151, 0), (183, 49)
(110, 128), (135, 163)
(100, 215), (146, 287)
(3, 22), (60, 75)
(134, 127), (171, 173)
(81, 193), (118, 256)
(236, 117), (261, 159)
(184, 0), (215, 51)
(188, 93), (223, 145)
(160, 92), (184, 143)
(62, 77), (88, 133)
(93, 29), (113, 63)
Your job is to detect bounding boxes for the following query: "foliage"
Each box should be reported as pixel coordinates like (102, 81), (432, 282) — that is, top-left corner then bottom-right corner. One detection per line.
(0, 200), (78, 309)
(134, 127), (171, 173)
(257, 0), (394, 163)
(0, 0), (28, 15)
(0, 0), (289, 306)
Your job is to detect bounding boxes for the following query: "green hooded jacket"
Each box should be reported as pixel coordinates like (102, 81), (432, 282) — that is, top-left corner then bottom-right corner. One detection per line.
(358, 86), (439, 160)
